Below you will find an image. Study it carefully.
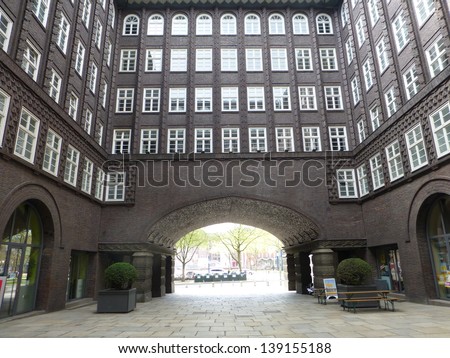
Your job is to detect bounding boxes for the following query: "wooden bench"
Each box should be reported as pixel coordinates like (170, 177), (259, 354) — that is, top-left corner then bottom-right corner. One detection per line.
(338, 290), (399, 313)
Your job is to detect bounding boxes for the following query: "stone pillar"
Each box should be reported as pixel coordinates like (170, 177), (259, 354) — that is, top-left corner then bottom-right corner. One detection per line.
(294, 252), (312, 294)
(132, 252), (153, 302)
(311, 249), (336, 289)
(151, 254), (166, 297)
(165, 255), (175, 294)
(286, 254), (296, 291)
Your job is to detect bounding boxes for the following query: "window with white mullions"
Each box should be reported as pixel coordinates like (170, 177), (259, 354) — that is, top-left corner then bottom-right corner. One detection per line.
(172, 14), (188, 35)
(295, 48), (312, 71)
(245, 14), (260, 35)
(292, 14), (309, 34)
(247, 87), (265, 111)
(393, 12), (410, 52)
(0, 9), (13, 52)
(42, 129), (61, 176)
(68, 92), (79, 120)
(64, 145), (80, 186)
(320, 48), (337, 71)
(245, 49), (262, 72)
(302, 127), (321, 152)
(167, 128), (185, 153)
(270, 48), (288, 71)
(81, 158), (93, 194)
(123, 14), (139, 35)
(140, 129), (159, 154)
(298, 86), (317, 110)
(56, 13), (70, 54)
(195, 88), (212, 112)
(426, 36), (448, 78)
(329, 126), (348, 151)
(106, 172), (125, 201)
(195, 128), (213, 153)
(385, 87), (397, 118)
(169, 88), (186, 112)
(81, 0), (92, 28)
(385, 140), (404, 182)
(112, 129), (131, 154)
(324, 86), (343, 110)
(48, 70), (62, 103)
(273, 87), (291, 111)
(221, 14), (236, 35)
(357, 164), (369, 197)
(75, 41), (85, 75)
(376, 37), (389, 73)
(95, 169), (105, 201)
(430, 103), (450, 158)
(83, 109), (92, 134)
(413, 0), (435, 27)
(405, 124), (428, 171)
(370, 153), (385, 190)
(222, 128), (240, 153)
(116, 88), (134, 113)
(120, 49), (137, 72)
(221, 87), (239, 112)
(276, 127), (294, 152)
(316, 14), (333, 34)
(370, 105), (381, 131)
(32, 0), (50, 27)
(337, 169), (357, 198)
(142, 88), (160, 113)
(249, 128), (267, 152)
(148, 14), (164, 35)
(170, 49), (188, 72)
(268, 14), (285, 35)
(0, 89), (11, 148)
(196, 49), (212, 72)
(403, 65), (419, 100)
(22, 42), (41, 81)
(196, 14), (212, 35)
(146, 49), (162, 72)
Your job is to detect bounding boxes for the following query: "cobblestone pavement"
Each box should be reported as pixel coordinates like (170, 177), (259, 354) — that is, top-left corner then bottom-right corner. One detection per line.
(1, 281), (450, 338)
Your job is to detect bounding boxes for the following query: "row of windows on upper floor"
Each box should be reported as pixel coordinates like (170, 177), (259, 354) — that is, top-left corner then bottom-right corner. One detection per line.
(110, 126), (350, 155)
(0, 88), (124, 202)
(122, 12), (334, 37)
(337, 101), (450, 199)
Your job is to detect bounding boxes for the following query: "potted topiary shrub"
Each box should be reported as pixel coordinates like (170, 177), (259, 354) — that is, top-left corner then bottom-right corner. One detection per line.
(97, 262), (138, 313)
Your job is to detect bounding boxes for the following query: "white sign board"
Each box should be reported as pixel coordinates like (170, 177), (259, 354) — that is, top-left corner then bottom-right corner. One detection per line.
(323, 278), (338, 301)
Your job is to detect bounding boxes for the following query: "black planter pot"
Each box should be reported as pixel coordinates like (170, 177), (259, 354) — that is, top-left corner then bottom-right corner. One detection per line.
(337, 283), (378, 309)
(97, 288), (137, 313)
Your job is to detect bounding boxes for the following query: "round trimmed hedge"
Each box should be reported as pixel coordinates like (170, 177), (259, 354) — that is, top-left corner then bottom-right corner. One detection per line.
(336, 258), (372, 285)
(105, 262), (137, 290)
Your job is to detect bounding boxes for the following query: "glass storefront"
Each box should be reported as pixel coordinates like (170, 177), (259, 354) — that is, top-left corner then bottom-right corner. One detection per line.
(0, 203), (43, 318)
(428, 196), (450, 299)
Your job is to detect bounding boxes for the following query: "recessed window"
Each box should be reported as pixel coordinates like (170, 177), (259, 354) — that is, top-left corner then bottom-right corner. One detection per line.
(94, 19), (103, 48)
(0, 89), (11, 147)
(64, 145), (80, 186)
(357, 164), (369, 197)
(403, 64), (419, 100)
(273, 87), (291, 111)
(81, 0), (91, 27)
(42, 129), (62, 176)
(120, 49), (137, 72)
(405, 124), (428, 171)
(245, 49), (262, 72)
(329, 126), (348, 151)
(95, 169), (105, 201)
(337, 169), (357, 198)
(247, 87), (265, 111)
(112, 129), (131, 154)
(145, 49), (163, 72)
(370, 105), (381, 131)
(221, 87), (239, 112)
(270, 48), (288, 71)
(221, 49), (238, 72)
(221, 14), (236, 35)
(426, 36), (448, 78)
(376, 37), (389, 73)
(56, 13), (70, 54)
(48, 69), (62, 103)
(148, 14), (164, 35)
(295, 48), (312, 71)
(142, 88), (161, 113)
(196, 49), (212, 72)
(357, 120), (366, 143)
(74, 41), (85, 76)
(368, 0), (380, 27)
(115, 88), (134, 113)
(14, 108), (40, 163)
(298, 86), (317, 111)
(88, 62), (98, 93)
(429, 102), (450, 158)
(21, 41), (41, 81)
(106, 172), (125, 201)
(83, 108), (92, 134)
(172, 14), (188, 35)
(269, 14), (285, 35)
(370, 153), (385, 190)
(0, 9), (13, 52)
(140, 129), (159, 154)
(324, 86), (343, 110)
(169, 88), (186, 112)
(170, 49), (188, 72)
(393, 12), (410, 52)
(345, 39), (354, 64)
(276, 127), (294, 152)
(123, 14), (139, 35)
(413, 0), (435, 27)
(320, 48), (337, 71)
(32, 0), (50, 27)
(96, 123), (104, 146)
(302, 127), (321, 152)
(316, 14), (333, 34)
(386, 140), (404, 182)
(195, 88), (213, 112)
(222, 128), (240, 153)
(363, 60), (374, 91)
(105, 40), (112, 67)
(195, 128), (213, 153)
(101, 80), (108, 109)
(355, 18), (365, 47)
(68, 92), (79, 120)
(340, 2), (349, 27)
(249, 128), (267, 152)
(292, 14), (309, 34)
(245, 14), (260, 35)
(167, 128), (186, 153)
(385, 87), (397, 118)
(351, 77), (361, 106)
(196, 14), (212, 35)
(81, 158), (93, 194)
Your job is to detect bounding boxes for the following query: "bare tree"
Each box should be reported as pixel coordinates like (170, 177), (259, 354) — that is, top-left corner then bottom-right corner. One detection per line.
(175, 230), (207, 281)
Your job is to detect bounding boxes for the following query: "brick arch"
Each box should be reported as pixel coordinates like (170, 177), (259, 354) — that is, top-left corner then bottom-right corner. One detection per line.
(145, 196), (321, 248)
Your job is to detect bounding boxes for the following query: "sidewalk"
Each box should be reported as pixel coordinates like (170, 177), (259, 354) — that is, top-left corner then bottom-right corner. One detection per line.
(1, 281), (450, 338)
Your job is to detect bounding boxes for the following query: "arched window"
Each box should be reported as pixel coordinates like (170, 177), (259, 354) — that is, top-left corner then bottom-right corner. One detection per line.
(292, 13), (309, 34)
(221, 14), (236, 35)
(123, 14), (139, 35)
(172, 14), (188, 35)
(196, 14), (212, 35)
(148, 14), (164, 35)
(245, 14), (261, 35)
(268, 14), (285, 35)
(316, 13), (333, 34)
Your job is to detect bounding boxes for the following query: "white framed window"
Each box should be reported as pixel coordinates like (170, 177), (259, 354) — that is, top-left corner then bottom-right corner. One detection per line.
(357, 164), (369, 197)
(413, 0), (435, 27)
(32, 0), (50, 27)
(276, 127), (294, 152)
(316, 14), (333, 34)
(95, 169), (105, 201)
(329, 126), (348, 151)
(403, 64), (419, 100)
(270, 48), (288, 71)
(68, 92), (79, 120)
(298, 86), (317, 110)
(320, 48), (337, 71)
(195, 128), (212, 153)
(148, 14), (164, 35)
(249, 127), (267, 152)
(101, 80), (108, 109)
(273, 87), (291, 111)
(245, 14), (260, 35)
(74, 41), (85, 75)
(222, 128), (240, 153)
(123, 14), (139, 35)
(111, 6), (116, 29)
(385, 87), (397, 117)
(196, 49), (212, 72)
(88, 62), (98, 93)
(245, 48), (262, 72)
(302, 127), (321, 152)
(0, 89), (11, 147)
(64, 145), (80, 186)
(426, 36), (448, 78)
(340, 2), (349, 27)
(48, 69), (62, 103)
(268, 14), (285, 35)
(170, 49), (188, 72)
(14, 108), (40, 163)
(120, 49), (137, 72)
(81, 0), (92, 27)
(112, 129), (131, 154)
(429, 102), (450, 158)
(116, 88), (134, 113)
(42, 129), (62, 176)
(140, 129), (159, 154)
(105, 40), (112, 67)
(172, 14), (188, 35)
(357, 120), (366, 143)
(295, 48), (312, 71)
(0, 9), (13, 52)
(337, 169), (357, 198)
(292, 13), (309, 34)
(145, 49), (163, 72)
(370, 105), (381, 131)
(94, 19), (103, 49)
(355, 18), (365, 47)
(405, 124), (428, 171)
(96, 123), (104, 145)
(56, 13), (70, 54)
(106, 172), (125, 201)
(22, 41), (41, 81)
(143, 88), (160, 112)
(368, 0), (380, 27)
(376, 37), (389, 73)
(351, 77), (361, 106)
(324, 86), (343, 110)
(370, 153), (384, 190)
(196, 14), (212, 35)
(195, 88), (212, 112)
(393, 12), (409, 52)
(221, 49), (238, 72)
(221, 14), (236, 35)
(167, 128), (185, 153)
(247, 87), (265, 111)
(81, 158), (93, 194)
(83, 109), (92, 134)
(386, 140), (404, 182)
(363, 60), (374, 91)
(169, 88), (186, 112)
(345, 39), (354, 64)
(221, 87), (239, 111)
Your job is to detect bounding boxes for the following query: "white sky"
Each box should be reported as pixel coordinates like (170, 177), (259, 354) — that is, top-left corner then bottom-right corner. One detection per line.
(202, 222), (251, 234)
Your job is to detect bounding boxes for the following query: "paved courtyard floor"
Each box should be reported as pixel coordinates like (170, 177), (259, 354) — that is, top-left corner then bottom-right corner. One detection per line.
(1, 280), (450, 338)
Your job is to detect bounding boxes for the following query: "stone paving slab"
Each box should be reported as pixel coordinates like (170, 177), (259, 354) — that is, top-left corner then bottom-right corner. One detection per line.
(1, 283), (450, 338)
